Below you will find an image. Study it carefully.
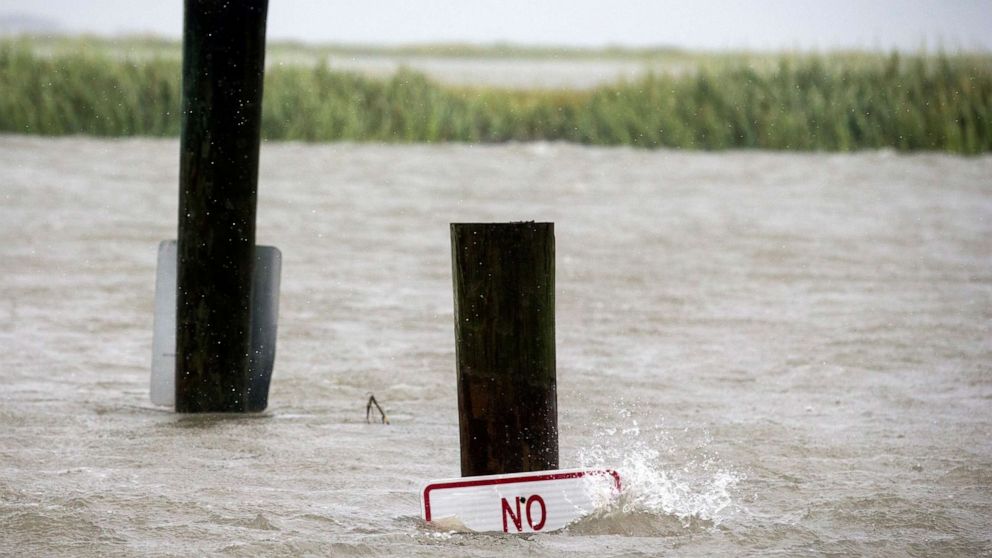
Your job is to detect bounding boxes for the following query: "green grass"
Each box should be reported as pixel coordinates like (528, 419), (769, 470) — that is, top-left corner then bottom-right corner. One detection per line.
(2, 38), (990, 153)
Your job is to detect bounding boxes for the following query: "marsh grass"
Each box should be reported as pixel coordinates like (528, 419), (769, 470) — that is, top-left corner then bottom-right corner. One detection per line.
(2, 39), (989, 153)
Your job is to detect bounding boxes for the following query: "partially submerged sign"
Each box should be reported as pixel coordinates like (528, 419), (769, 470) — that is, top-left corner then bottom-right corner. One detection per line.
(151, 240), (281, 410)
(421, 468), (621, 533)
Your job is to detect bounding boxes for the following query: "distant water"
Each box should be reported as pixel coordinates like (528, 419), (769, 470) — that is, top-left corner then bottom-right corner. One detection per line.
(312, 54), (690, 89)
(1, 136), (990, 556)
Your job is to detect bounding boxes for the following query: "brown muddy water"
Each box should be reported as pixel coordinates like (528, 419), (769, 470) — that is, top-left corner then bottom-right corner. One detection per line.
(0, 136), (990, 556)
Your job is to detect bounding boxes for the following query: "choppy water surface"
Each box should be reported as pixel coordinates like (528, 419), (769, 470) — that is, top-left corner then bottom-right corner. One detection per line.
(1, 136), (990, 556)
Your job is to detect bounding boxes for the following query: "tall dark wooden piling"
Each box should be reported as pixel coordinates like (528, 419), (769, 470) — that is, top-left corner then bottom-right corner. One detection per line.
(451, 222), (559, 476)
(175, 0), (269, 413)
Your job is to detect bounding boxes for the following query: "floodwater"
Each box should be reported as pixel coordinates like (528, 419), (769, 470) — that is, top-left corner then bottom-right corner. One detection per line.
(1, 135), (990, 556)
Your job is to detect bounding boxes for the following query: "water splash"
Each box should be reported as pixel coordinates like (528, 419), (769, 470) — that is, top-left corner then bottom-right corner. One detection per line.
(573, 405), (743, 533)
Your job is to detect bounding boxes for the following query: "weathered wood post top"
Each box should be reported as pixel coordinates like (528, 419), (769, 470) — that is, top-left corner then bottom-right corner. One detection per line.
(451, 222), (559, 477)
(175, 0), (270, 413)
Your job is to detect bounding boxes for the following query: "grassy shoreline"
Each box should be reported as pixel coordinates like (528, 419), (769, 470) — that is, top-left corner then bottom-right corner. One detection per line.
(2, 39), (990, 153)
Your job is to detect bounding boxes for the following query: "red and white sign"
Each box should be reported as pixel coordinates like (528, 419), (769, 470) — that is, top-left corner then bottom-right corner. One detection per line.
(421, 468), (621, 533)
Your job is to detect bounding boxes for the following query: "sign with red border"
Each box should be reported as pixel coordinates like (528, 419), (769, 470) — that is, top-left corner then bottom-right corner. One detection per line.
(421, 468), (621, 533)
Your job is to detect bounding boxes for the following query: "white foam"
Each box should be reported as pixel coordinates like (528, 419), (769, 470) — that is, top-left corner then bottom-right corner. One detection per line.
(577, 407), (742, 526)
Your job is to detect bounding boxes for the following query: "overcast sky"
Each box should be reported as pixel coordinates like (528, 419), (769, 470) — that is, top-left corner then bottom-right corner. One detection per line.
(2, 0), (990, 51)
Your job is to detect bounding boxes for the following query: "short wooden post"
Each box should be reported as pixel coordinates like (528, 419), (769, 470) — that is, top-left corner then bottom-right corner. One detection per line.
(175, 0), (269, 413)
(451, 222), (559, 476)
